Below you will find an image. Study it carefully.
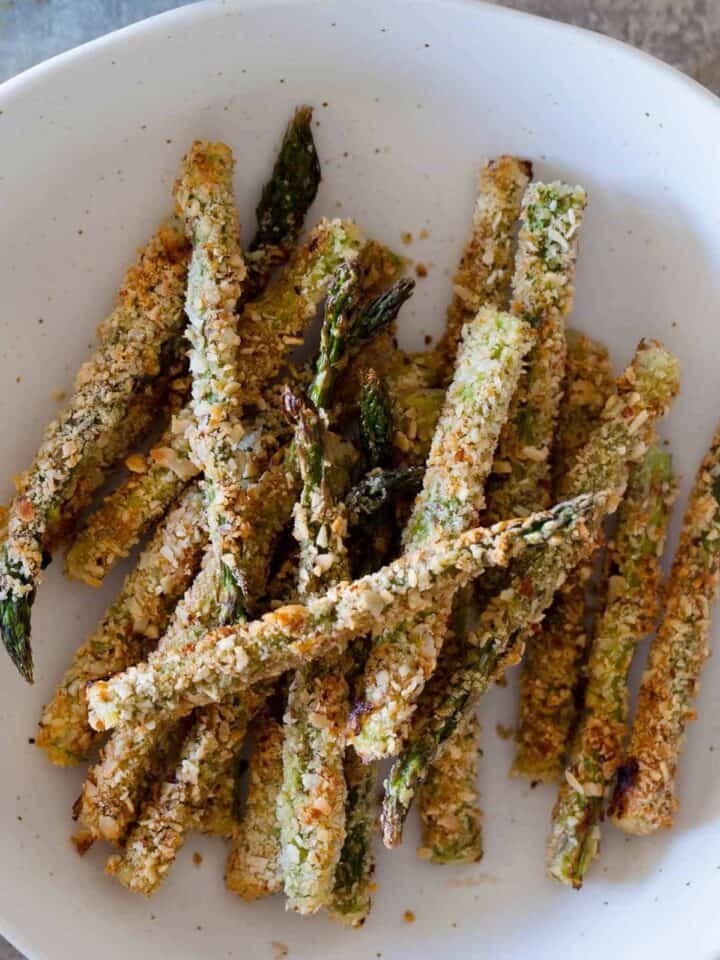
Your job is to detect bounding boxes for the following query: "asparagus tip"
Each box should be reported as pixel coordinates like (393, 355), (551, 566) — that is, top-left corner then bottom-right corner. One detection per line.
(1, 589), (35, 683)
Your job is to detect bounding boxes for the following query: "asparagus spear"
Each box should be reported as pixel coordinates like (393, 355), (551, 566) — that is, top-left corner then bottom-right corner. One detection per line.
(37, 484), (207, 766)
(435, 156), (532, 379)
(484, 181), (588, 524)
(547, 444), (675, 886)
(245, 105), (322, 295)
(0, 223), (189, 680)
(175, 139), (256, 625)
(45, 366), (188, 552)
(225, 712), (285, 900)
(106, 688), (266, 895)
(610, 422), (720, 835)
(329, 372), (402, 926)
(279, 270), (362, 914)
(350, 309), (533, 761)
(328, 657), (378, 926)
(416, 591), (483, 864)
(87, 493), (604, 731)
(513, 332), (615, 781)
(345, 466), (424, 527)
(381, 341), (680, 845)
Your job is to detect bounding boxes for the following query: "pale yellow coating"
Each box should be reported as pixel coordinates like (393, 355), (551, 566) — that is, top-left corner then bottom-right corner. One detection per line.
(226, 713), (285, 901)
(436, 155), (532, 376)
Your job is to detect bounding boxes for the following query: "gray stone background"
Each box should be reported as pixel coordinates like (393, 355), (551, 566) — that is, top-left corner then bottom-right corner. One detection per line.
(0, 0), (718, 957)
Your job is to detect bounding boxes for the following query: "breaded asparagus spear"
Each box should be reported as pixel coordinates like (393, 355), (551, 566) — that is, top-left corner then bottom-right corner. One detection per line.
(245, 105), (321, 295)
(416, 594), (483, 864)
(350, 309), (533, 760)
(547, 444), (675, 886)
(225, 711), (285, 899)
(328, 378), (400, 927)
(436, 156), (532, 378)
(513, 332), (615, 781)
(484, 181), (587, 523)
(87, 493), (605, 731)
(37, 484), (207, 766)
(175, 139), (253, 624)
(381, 341), (680, 845)
(106, 687), (265, 895)
(45, 368), (188, 552)
(610, 423), (720, 834)
(0, 223), (190, 680)
(279, 266), (369, 913)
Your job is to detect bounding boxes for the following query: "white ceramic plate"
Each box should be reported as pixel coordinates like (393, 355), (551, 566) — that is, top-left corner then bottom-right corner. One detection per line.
(2, 1), (719, 958)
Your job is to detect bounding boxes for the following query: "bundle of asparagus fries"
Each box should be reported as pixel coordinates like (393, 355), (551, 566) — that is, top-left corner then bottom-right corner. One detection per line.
(2, 103), (719, 924)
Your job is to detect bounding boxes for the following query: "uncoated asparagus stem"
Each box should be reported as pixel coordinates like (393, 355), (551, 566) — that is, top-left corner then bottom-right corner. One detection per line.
(87, 494), (605, 732)
(37, 484), (207, 766)
(436, 156), (532, 378)
(245, 105), (322, 295)
(610, 422), (720, 835)
(513, 332), (615, 781)
(484, 182), (587, 523)
(225, 712), (285, 899)
(547, 444), (675, 887)
(350, 309), (533, 761)
(0, 223), (189, 681)
(381, 341), (680, 845)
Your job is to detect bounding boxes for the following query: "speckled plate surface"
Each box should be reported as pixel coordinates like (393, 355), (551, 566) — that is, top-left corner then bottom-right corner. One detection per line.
(1, 1), (720, 958)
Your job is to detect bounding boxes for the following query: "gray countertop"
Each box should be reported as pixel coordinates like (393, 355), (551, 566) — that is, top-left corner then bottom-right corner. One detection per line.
(0, 1), (717, 958)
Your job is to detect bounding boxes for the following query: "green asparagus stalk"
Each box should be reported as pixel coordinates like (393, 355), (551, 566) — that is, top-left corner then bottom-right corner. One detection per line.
(358, 368), (394, 470)
(87, 492), (605, 732)
(512, 332), (615, 781)
(547, 443), (675, 887)
(610, 421), (720, 835)
(381, 340), (680, 846)
(350, 308), (533, 761)
(1, 223), (189, 680)
(245, 105), (322, 295)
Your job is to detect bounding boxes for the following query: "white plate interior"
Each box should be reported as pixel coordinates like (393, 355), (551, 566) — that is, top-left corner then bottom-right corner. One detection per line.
(1, 1), (720, 958)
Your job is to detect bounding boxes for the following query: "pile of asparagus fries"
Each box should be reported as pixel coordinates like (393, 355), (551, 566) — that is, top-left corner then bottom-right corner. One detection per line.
(2, 104), (719, 924)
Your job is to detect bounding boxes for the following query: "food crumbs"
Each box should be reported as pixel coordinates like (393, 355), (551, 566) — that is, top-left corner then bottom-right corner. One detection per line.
(419, 228), (429, 239)
(271, 942), (288, 960)
(403, 910), (415, 924)
(71, 829), (94, 856)
(424, 334), (433, 346)
(496, 723), (513, 740)
(51, 390), (66, 402)
(192, 851), (203, 866)
(402, 232), (413, 245)
(415, 263), (428, 278)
